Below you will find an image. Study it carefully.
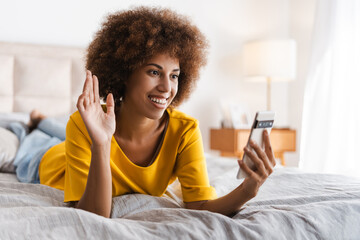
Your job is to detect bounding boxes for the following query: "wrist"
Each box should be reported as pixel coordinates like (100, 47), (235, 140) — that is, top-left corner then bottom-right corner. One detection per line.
(91, 140), (112, 151)
(90, 141), (112, 166)
(237, 183), (258, 201)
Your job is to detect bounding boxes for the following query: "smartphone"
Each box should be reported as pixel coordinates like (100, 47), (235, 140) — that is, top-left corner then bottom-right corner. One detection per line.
(236, 111), (275, 179)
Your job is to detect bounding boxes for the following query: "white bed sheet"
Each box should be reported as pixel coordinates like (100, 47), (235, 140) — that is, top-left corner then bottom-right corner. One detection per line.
(1, 155), (360, 239)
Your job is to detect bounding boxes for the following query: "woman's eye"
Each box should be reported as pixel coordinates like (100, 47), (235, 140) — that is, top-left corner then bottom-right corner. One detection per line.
(171, 74), (179, 80)
(150, 70), (159, 76)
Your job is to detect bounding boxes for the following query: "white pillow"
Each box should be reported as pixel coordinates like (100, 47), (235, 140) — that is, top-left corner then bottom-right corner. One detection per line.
(0, 112), (30, 127)
(0, 127), (19, 173)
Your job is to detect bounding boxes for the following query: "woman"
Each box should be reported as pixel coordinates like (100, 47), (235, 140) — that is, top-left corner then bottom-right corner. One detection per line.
(39, 6), (276, 218)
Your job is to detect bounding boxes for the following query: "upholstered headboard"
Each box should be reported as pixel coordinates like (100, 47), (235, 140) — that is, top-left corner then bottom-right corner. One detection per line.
(0, 41), (86, 116)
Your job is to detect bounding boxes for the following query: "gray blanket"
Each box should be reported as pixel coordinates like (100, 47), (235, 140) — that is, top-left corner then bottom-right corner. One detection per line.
(1, 156), (360, 239)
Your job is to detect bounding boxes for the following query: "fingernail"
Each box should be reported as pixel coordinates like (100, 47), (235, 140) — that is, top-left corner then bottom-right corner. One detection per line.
(250, 140), (255, 146)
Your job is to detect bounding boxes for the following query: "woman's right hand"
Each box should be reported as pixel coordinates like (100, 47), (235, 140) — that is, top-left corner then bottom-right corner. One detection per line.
(237, 130), (276, 199)
(77, 70), (116, 146)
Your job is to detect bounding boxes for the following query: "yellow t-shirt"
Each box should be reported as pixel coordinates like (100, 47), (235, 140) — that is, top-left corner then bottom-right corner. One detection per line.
(39, 108), (217, 202)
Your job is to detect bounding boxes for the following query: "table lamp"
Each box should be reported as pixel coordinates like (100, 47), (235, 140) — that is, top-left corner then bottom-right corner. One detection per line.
(242, 39), (296, 110)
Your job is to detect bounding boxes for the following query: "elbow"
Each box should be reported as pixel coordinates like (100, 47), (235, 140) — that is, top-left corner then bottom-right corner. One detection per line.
(77, 206), (111, 218)
(75, 202), (111, 218)
(100, 212), (111, 218)
(184, 200), (208, 211)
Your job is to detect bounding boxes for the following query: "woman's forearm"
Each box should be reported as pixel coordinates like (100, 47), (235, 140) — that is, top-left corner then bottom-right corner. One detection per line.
(76, 142), (112, 218)
(198, 185), (255, 217)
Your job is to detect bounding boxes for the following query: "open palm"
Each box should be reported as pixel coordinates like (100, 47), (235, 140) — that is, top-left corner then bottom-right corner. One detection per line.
(77, 70), (116, 145)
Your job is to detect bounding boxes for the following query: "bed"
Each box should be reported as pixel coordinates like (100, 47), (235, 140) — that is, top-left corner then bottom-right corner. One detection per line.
(1, 42), (360, 239)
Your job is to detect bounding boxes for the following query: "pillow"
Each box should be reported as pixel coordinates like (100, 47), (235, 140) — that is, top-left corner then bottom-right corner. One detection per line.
(0, 112), (30, 129)
(0, 127), (19, 173)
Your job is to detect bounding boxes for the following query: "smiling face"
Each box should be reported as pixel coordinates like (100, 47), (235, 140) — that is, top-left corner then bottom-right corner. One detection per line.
(122, 53), (180, 120)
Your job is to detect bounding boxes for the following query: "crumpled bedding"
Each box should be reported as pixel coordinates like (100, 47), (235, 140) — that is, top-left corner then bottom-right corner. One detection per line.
(1, 156), (360, 239)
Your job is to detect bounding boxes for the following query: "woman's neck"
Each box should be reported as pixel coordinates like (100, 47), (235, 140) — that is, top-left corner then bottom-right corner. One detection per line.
(114, 103), (167, 143)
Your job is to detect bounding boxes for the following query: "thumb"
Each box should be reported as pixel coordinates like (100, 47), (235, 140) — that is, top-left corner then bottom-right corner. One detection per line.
(106, 93), (115, 115)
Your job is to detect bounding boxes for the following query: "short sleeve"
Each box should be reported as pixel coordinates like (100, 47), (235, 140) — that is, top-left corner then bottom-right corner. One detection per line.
(64, 112), (92, 202)
(175, 121), (217, 202)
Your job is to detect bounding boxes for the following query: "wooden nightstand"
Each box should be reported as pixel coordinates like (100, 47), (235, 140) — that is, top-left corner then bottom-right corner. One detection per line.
(210, 128), (296, 166)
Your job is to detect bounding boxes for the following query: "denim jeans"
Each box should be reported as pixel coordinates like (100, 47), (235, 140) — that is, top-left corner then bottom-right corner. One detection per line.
(9, 118), (66, 183)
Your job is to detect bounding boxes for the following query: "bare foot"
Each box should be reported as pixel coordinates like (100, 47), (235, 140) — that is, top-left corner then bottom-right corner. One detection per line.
(28, 109), (46, 131)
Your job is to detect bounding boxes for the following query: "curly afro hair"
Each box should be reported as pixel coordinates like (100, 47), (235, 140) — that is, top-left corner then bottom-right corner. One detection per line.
(86, 6), (209, 108)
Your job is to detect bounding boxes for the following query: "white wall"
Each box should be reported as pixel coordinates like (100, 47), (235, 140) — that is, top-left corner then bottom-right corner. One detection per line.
(0, 0), (316, 163)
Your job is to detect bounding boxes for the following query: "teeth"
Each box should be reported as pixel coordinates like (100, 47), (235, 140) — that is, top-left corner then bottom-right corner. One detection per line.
(150, 97), (167, 104)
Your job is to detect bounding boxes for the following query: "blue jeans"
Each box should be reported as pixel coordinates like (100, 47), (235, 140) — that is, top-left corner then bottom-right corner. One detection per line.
(9, 118), (66, 183)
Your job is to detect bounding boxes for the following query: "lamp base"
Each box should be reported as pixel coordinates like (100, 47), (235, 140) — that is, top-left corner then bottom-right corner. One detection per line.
(267, 77), (272, 111)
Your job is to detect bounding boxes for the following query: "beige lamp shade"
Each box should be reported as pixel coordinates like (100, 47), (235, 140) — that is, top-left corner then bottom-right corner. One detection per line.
(242, 39), (297, 110)
(242, 39), (297, 81)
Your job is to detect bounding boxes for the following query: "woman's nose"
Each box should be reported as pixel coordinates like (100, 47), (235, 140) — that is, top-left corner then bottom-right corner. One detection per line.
(158, 75), (171, 92)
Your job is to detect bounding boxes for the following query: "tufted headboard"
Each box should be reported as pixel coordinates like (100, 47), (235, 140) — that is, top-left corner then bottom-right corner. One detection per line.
(0, 41), (86, 116)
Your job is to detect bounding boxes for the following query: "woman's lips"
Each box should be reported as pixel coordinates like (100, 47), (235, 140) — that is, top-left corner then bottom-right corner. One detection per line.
(148, 96), (168, 109)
